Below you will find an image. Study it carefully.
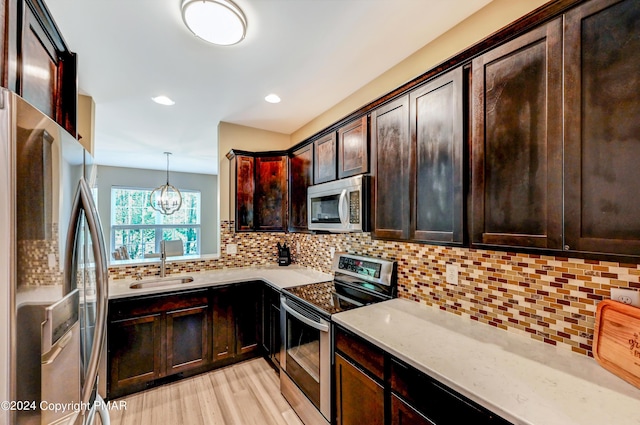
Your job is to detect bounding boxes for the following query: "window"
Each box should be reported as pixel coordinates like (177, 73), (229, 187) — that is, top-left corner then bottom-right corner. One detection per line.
(111, 187), (201, 260)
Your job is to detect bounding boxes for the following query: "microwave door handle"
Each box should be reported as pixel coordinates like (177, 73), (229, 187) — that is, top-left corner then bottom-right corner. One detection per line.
(338, 189), (348, 225)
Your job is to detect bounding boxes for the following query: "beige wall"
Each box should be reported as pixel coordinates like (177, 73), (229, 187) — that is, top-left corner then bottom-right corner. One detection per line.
(218, 0), (551, 221)
(77, 94), (95, 154)
(290, 0), (550, 145)
(218, 122), (291, 221)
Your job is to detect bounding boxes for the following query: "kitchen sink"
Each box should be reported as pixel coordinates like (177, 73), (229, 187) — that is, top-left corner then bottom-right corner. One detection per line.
(129, 276), (195, 289)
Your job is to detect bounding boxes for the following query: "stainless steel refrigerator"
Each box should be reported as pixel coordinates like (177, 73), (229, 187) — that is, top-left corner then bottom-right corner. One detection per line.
(0, 89), (109, 425)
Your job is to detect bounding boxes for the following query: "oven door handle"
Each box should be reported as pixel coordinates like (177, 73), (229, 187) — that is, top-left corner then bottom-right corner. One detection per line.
(281, 299), (329, 333)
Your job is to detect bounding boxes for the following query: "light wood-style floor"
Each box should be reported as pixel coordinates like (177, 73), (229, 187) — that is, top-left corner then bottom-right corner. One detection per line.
(108, 358), (303, 425)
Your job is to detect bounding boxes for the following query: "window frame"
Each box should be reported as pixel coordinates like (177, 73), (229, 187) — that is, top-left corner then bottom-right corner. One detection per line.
(110, 185), (202, 261)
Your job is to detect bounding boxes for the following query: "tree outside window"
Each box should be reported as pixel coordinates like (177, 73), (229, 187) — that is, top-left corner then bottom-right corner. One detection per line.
(111, 187), (201, 260)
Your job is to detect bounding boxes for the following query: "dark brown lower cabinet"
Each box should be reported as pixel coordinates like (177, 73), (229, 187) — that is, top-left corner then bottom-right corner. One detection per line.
(211, 282), (261, 365)
(212, 286), (235, 363)
(108, 289), (210, 398)
(261, 285), (281, 367)
(166, 305), (209, 374)
(335, 353), (384, 425)
(109, 313), (163, 394)
(108, 283), (262, 398)
(333, 326), (512, 425)
(390, 358), (512, 425)
(391, 394), (435, 425)
(234, 282), (261, 356)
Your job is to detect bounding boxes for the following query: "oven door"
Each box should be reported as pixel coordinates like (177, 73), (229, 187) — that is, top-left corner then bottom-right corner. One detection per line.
(280, 296), (331, 421)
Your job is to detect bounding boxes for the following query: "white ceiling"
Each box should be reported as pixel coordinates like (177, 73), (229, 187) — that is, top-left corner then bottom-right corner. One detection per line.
(45, 0), (492, 175)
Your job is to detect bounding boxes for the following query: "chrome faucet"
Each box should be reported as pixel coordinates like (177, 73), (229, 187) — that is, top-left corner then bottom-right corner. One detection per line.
(160, 242), (166, 278)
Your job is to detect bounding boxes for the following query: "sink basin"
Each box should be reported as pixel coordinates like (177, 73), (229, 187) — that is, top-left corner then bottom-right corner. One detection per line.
(129, 276), (195, 289)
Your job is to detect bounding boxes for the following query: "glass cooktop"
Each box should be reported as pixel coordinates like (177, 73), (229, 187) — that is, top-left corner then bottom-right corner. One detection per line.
(283, 281), (361, 316)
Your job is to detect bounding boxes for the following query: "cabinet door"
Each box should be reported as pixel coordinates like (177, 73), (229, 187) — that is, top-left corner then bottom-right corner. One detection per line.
(235, 154), (255, 231)
(166, 305), (210, 374)
(261, 285), (281, 364)
(21, 5), (57, 119)
(410, 67), (464, 244)
(335, 353), (384, 425)
(338, 116), (368, 179)
(255, 156), (288, 231)
(16, 129), (53, 241)
(371, 96), (410, 239)
(212, 287), (235, 363)
(109, 314), (162, 396)
(564, 0), (640, 256)
(472, 18), (563, 249)
(235, 282), (261, 356)
(289, 143), (313, 231)
(391, 394), (435, 425)
(314, 132), (337, 184)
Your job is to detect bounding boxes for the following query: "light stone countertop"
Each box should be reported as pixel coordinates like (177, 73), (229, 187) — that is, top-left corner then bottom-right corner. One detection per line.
(16, 285), (63, 308)
(333, 298), (640, 425)
(108, 265), (334, 299)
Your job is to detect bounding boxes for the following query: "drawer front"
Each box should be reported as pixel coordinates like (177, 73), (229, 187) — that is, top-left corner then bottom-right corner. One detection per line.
(335, 327), (384, 380)
(391, 358), (511, 425)
(110, 289), (209, 320)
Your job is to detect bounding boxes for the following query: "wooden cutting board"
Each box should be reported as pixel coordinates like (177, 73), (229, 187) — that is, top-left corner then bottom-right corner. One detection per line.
(593, 299), (640, 389)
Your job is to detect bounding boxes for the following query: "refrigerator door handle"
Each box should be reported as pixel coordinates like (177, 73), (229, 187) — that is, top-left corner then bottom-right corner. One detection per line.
(64, 177), (109, 408)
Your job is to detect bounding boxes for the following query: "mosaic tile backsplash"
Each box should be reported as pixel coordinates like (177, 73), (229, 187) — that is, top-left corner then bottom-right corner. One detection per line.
(18, 223), (63, 286)
(108, 220), (640, 358)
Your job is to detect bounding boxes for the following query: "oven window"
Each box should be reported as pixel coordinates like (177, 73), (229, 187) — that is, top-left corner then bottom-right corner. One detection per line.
(285, 314), (321, 409)
(310, 195), (341, 223)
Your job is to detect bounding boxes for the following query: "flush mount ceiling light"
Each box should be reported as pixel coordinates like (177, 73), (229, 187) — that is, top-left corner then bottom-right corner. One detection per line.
(152, 95), (175, 106)
(265, 94), (281, 104)
(181, 0), (247, 46)
(150, 152), (182, 215)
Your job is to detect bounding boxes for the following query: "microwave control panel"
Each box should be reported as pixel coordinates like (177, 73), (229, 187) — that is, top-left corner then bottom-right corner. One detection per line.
(349, 191), (360, 224)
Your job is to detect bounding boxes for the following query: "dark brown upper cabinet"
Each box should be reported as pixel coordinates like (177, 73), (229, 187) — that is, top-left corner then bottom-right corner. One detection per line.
(4, 0), (78, 135)
(289, 143), (314, 232)
(563, 0), (640, 257)
(410, 67), (464, 245)
(471, 18), (563, 250)
(228, 152), (255, 231)
(227, 150), (287, 232)
(371, 96), (410, 240)
(255, 156), (288, 231)
(314, 132), (337, 184)
(338, 116), (369, 179)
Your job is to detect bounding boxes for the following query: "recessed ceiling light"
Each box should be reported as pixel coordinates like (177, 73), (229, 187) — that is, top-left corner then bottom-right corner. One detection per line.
(152, 95), (175, 106)
(265, 94), (281, 104)
(181, 0), (247, 46)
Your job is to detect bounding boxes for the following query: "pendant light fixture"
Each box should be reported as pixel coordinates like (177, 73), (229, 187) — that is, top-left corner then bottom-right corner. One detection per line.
(181, 0), (247, 46)
(150, 152), (182, 215)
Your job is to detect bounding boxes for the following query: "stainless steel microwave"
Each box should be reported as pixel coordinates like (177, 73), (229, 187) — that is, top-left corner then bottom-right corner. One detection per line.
(307, 175), (369, 232)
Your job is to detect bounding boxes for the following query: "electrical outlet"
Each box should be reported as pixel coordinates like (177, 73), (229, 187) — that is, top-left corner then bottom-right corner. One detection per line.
(47, 253), (56, 269)
(611, 288), (640, 307)
(446, 264), (459, 285)
(226, 243), (237, 255)
(329, 247), (336, 258)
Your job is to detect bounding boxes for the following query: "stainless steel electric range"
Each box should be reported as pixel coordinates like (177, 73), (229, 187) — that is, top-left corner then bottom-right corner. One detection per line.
(280, 253), (397, 425)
